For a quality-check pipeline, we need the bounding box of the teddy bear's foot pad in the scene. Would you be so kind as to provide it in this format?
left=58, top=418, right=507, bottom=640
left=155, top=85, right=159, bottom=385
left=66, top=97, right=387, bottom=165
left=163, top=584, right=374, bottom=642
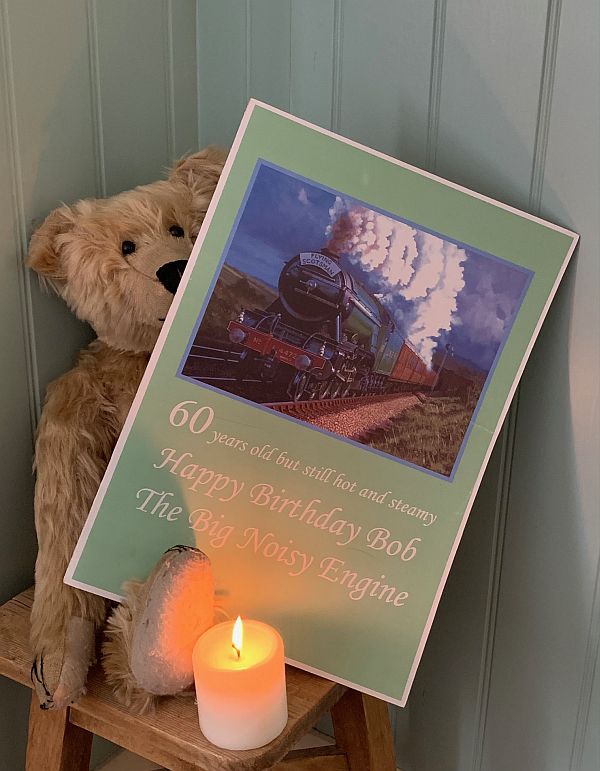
left=31, top=616, right=95, bottom=709
left=103, top=545, right=214, bottom=711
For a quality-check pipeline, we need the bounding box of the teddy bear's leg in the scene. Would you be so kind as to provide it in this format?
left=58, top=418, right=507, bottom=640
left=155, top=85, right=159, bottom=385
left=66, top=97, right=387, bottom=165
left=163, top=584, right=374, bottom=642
left=30, top=547, right=107, bottom=709
left=102, top=546, right=214, bottom=713
left=29, top=379, right=112, bottom=710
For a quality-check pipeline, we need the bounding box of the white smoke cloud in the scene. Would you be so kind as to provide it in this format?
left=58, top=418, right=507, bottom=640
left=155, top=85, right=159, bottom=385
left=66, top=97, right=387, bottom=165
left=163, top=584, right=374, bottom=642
left=326, top=197, right=467, bottom=365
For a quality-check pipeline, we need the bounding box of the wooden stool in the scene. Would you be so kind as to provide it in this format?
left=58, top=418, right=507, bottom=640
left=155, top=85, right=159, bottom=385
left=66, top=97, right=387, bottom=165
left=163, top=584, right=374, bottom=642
left=0, top=589, right=396, bottom=771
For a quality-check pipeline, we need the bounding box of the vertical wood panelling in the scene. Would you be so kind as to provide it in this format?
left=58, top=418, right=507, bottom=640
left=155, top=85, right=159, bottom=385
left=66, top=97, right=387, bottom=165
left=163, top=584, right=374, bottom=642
left=481, top=0, right=600, bottom=768
left=0, top=2, right=595, bottom=769
left=248, top=0, right=292, bottom=111
left=195, top=4, right=598, bottom=770
left=196, top=0, right=247, bottom=147
left=6, top=0, right=98, bottom=409
left=435, top=0, right=550, bottom=210
left=289, top=0, right=335, bottom=128
left=425, top=0, right=447, bottom=171
left=0, top=5, right=38, bottom=766
left=399, top=2, right=552, bottom=768
left=169, top=0, right=198, bottom=158
left=0, top=2, right=198, bottom=766
left=95, top=0, right=171, bottom=194
left=338, top=0, right=435, bottom=165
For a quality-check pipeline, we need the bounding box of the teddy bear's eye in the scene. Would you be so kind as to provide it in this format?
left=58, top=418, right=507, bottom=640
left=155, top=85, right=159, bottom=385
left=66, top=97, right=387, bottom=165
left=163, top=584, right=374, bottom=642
left=169, top=225, right=185, bottom=238
left=121, top=240, right=136, bottom=255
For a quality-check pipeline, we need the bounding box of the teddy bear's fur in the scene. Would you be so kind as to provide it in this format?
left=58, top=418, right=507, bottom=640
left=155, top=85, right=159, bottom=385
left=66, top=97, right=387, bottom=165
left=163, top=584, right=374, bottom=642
left=28, top=148, right=225, bottom=709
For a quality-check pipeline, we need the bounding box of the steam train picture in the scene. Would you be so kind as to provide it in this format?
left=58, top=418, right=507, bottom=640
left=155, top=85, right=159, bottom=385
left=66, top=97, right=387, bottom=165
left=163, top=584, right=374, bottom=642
left=226, top=249, right=437, bottom=402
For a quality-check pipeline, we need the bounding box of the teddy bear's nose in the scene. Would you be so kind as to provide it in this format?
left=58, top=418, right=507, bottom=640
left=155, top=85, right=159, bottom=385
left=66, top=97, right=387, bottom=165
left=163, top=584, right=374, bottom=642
left=156, top=260, right=188, bottom=295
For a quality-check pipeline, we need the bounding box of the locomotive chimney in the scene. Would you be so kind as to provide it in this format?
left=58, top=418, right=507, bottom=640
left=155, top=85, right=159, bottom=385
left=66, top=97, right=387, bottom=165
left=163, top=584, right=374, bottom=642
left=319, top=247, right=341, bottom=261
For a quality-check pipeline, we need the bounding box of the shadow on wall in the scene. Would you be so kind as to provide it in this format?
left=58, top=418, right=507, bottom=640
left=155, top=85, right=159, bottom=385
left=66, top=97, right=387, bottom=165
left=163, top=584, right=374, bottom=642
left=391, top=26, right=583, bottom=771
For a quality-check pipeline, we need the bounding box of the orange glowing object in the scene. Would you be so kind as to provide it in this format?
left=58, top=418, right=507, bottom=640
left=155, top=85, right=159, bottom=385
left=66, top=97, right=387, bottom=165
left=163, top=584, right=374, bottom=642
left=232, top=616, right=243, bottom=659
left=192, top=618, right=287, bottom=750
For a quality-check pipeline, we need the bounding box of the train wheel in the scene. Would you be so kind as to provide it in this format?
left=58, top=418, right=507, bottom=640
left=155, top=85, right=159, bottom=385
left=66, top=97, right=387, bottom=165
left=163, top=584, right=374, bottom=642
left=341, top=382, right=351, bottom=397
left=236, top=349, right=254, bottom=380
left=306, top=377, right=319, bottom=400
left=318, top=378, right=332, bottom=399
left=290, top=372, right=309, bottom=402
left=330, top=380, right=343, bottom=399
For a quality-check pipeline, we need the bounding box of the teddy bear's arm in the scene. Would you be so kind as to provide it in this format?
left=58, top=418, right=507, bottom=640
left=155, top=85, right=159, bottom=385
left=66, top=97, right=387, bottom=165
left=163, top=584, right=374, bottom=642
left=30, top=361, right=117, bottom=708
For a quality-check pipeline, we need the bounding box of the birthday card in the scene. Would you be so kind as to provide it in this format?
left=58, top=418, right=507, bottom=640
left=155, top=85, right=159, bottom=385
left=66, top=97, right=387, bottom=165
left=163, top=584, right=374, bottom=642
left=66, top=101, right=577, bottom=707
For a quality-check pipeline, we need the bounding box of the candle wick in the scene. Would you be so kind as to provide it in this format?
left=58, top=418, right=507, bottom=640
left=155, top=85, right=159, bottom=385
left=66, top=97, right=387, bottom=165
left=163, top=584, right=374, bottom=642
left=232, top=643, right=241, bottom=660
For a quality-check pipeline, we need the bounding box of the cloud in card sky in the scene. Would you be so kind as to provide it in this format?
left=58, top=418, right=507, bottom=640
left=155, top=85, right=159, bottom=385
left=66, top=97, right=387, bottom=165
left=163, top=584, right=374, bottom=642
left=225, top=164, right=531, bottom=372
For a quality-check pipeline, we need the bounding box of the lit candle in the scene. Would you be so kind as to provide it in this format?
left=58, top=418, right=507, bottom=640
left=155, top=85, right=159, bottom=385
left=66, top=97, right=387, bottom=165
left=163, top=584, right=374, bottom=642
left=192, top=617, right=288, bottom=750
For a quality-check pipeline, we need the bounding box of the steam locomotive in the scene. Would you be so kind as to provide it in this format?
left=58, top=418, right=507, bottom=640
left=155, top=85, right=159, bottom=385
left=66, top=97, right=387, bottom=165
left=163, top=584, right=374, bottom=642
left=227, top=249, right=436, bottom=402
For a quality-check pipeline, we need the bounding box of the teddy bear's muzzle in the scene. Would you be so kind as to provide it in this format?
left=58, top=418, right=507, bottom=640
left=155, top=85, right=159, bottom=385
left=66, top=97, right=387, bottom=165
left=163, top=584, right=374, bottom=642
left=156, top=260, right=189, bottom=295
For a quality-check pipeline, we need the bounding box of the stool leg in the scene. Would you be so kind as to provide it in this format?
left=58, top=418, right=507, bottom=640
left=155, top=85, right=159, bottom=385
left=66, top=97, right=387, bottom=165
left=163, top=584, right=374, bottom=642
left=26, top=693, right=92, bottom=771
left=331, top=690, right=396, bottom=771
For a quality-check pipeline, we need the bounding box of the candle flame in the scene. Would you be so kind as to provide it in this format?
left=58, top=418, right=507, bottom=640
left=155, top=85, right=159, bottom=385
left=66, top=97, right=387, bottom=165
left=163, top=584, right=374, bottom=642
left=232, top=616, right=243, bottom=659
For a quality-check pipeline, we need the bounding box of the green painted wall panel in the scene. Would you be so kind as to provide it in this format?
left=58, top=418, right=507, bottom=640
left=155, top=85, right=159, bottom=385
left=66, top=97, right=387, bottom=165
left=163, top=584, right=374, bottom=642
left=0, top=1, right=597, bottom=769
left=435, top=0, right=549, bottom=210
left=0, top=1, right=198, bottom=767
left=289, top=0, right=335, bottom=128
left=197, top=0, right=247, bottom=147
left=0, top=5, right=37, bottom=767
left=6, top=0, right=99, bottom=405
left=481, top=0, right=600, bottom=767
left=193, top=3, right=599, bottom=770
left=95, top=0, right=173, bottom=194
left=248, top=0, right=292, bottom=109
left=337, top=0, right=435, bottom=166
left=170, top=0, right=199, bottom=158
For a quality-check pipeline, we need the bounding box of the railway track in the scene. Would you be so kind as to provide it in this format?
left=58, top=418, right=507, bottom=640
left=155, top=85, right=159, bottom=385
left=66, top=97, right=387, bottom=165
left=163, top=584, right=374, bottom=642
left=265, top=391, right=422, bottom=440
left=264, top=392, right=408, bottom=418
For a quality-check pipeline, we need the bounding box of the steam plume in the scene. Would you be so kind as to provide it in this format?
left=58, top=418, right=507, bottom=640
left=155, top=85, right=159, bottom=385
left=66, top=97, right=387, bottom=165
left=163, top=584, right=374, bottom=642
left=326, top=198, right=467, bottom=365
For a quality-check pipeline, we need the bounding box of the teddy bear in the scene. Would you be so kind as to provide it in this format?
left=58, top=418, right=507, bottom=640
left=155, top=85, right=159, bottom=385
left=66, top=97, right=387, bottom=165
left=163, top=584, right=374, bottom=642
left=27, top=147, right=226, bottom=711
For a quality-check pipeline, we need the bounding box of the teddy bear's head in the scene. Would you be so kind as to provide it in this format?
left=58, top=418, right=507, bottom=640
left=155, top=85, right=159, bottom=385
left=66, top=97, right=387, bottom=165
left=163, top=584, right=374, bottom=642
left=28, top=147, right=226, bottom=353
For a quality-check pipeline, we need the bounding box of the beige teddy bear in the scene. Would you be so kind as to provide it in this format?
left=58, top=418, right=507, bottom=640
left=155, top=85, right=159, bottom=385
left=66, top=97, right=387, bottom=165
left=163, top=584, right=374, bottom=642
left=27, top=148, right=225, bottom=711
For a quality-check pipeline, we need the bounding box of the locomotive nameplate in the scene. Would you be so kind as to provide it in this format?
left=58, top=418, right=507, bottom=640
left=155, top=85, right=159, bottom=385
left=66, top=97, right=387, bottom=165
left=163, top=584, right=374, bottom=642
left=67, top=100, right=578, bottom=708
left=299, top=251, right=341, bottom=276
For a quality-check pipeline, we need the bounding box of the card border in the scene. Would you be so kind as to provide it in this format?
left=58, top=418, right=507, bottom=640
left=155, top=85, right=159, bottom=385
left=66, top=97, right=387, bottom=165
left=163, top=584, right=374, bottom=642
left=64, top=99, right=579, bottom=708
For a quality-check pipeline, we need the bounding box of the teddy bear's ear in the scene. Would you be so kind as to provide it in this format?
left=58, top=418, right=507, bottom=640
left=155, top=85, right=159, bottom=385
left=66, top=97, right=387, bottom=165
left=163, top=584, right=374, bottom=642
left=169, top=146, right=227, bottom=190
left=27, top=204, right=75, bottom=282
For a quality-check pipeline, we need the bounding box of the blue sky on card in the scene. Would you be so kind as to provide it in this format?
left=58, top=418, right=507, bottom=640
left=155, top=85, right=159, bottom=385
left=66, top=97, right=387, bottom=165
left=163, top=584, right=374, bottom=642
left=224, top=164, right=531, bottom=372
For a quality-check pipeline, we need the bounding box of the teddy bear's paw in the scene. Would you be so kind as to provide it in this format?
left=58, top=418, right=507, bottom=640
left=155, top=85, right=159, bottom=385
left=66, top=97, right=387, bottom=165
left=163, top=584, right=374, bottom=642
left=31, top=653, right=57, bottom=710
left=30, top=617, right=95, bottom=710
left=103, top=545, right=214, bottom=712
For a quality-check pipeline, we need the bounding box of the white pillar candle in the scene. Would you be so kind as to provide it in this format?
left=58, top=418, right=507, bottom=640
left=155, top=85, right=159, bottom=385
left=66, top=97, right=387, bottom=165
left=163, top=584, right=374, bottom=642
left=192, top=617, right=288, bottom=750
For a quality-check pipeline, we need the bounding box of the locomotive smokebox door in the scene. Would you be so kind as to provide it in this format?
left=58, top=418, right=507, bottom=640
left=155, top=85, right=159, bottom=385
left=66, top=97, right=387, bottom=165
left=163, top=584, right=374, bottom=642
left=277, top=251, right=348, bottom=326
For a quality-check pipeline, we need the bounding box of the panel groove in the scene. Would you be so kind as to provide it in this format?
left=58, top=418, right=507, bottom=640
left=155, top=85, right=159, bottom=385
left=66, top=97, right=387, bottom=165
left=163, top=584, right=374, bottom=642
left=530, top=0, right=563, bottom=213
left=474, top=3, right=564, bottom=767
left=0, top=0, right=41, bottom=430
left=425, top=0, right=447, bottom=171
left=570, top=556, right=600, bottom=770
left=330, top=0, right=343, bottom=132
left=86, top=0, right=107, bottom=197
left=471, top=399, right=520, bottom=771
left=164, top=0, right=177, bottom=162
left=195, top=0, right=201, bottom=148
left=287, top=0, right=293, bottom=113
left=244, top=0, right=251, bottom=107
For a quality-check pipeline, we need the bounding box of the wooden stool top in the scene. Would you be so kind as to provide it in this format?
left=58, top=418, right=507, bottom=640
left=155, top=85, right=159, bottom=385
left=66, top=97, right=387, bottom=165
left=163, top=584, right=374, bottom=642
left=0, top=588, right=346, bottom=770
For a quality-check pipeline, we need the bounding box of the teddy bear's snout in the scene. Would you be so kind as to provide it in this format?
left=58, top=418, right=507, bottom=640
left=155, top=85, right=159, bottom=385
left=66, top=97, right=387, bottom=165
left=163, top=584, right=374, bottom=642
left=156, top=259, right=188, bottom=295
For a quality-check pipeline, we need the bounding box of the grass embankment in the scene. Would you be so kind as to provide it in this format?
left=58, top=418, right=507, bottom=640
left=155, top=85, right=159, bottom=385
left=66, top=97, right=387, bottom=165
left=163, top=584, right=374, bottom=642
left=369, top=392, right=480, bottom=476
left=196, top=264, right=277, bottom=345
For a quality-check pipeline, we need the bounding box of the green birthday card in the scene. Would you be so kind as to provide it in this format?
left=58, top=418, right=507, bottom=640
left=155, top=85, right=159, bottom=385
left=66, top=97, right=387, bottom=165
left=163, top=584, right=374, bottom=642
left=66, top=101, right=578, bottom=706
